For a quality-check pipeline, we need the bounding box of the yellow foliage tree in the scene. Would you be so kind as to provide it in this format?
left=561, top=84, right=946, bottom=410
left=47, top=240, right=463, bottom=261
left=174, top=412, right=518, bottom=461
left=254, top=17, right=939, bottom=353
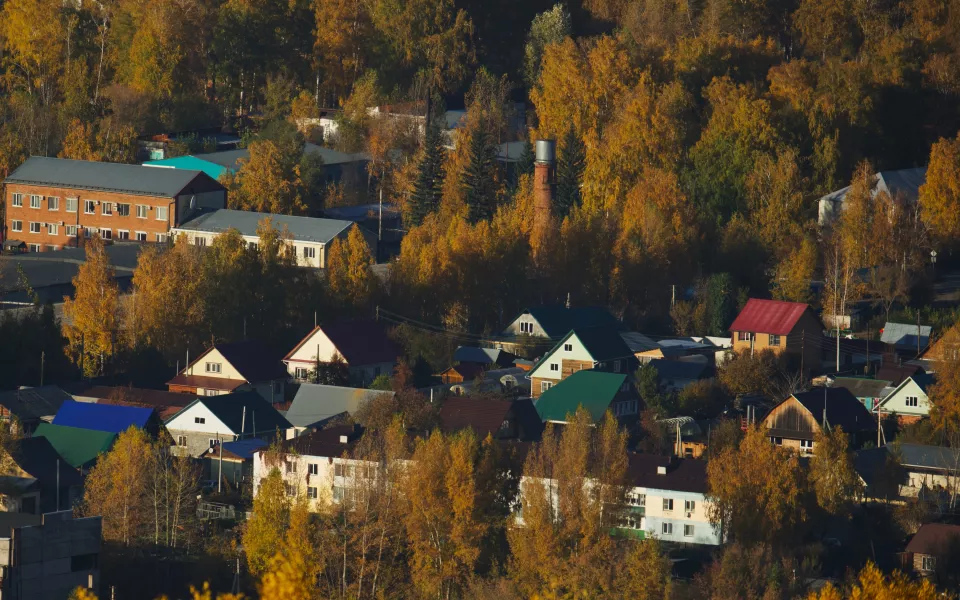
left=809, top=426, right=863, bottom=514
left=242, top=468, right=290, bottom=575
left=325, top=225, right=376, bottom=312
left=258, top=500, right=318, bottom=600
left=771, top=236, right=817, bottom=303
left=919, top=132, right=960, bottom=247
left=807, top=562, right=942, bottom=600
left=227, top=139, right=307, bottom=214
left=62, top=236, right=123, bottom=377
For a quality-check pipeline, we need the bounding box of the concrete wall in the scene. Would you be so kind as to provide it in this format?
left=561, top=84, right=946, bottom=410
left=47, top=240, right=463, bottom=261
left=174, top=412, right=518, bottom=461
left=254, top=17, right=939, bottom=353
left=630, top=486, right=720, bottom=546
left=172, top=230, right=327, bottom=268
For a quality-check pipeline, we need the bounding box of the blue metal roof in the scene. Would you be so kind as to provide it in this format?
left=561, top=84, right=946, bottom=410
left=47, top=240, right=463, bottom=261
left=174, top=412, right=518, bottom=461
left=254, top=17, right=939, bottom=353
left=52, top=401, right=154, bottom=434
left=220, top=438, right=267, bottom=459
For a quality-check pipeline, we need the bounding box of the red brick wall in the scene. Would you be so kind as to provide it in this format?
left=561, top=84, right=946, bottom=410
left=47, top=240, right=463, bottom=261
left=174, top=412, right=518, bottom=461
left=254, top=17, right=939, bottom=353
left=5, top=183, right=178, bottom=251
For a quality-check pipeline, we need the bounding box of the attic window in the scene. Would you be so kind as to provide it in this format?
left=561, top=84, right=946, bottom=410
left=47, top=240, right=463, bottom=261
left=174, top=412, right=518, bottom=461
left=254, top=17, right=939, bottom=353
left=906, top=396, right=919, bottom=407
left=520, top=321, right=533, bottom=334
left=564, top=343, right=573, bottom=352
left=205, top=362, right=222, bottom=374
left=195, top=417, right=205, bottom=424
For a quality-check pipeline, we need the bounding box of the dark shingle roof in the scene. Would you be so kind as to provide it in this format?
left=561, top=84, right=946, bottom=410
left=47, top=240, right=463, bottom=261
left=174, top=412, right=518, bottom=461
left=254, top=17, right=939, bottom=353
left=186, top=391, right=291, bottom=436
left=212, top=340, right=288, bottom=382
left=535, top=370, right=627, bottom=423
left=572, top=327, right=634, bottom=362
left=52, top=401, right=155, bottom=434
left=5, top=156, right=222, bottom=197
left=648, top=359, right=709, bottom=382
left=790, top=387, right=875, bottom=432
left=519, top=305, right=621, bottom=337
left=906, top=523, right=960, bottom=555
left=876, top=364, right=925, bottom=386
left=275, top=424, right=362, bottom=458
left=439, top=397, right=514, bottom=438
left=0, top=386, right=72, bottom=422
left=831, top=377, right=893, bottom=399
left=625, top=454, right=708, bottom=494
left=289, top=320, right=400, bottom=366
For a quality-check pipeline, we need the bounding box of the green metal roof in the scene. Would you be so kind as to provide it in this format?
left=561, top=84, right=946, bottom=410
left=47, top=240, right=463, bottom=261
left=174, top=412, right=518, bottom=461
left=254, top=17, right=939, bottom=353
left=535, top=370, right=627, bottom=423
left=32, top=423, right=117, bottom=469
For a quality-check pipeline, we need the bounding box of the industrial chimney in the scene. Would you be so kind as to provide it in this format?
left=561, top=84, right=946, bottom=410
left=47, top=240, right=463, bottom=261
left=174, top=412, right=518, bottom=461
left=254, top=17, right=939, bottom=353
left=534, top=140, right=556, bottom=217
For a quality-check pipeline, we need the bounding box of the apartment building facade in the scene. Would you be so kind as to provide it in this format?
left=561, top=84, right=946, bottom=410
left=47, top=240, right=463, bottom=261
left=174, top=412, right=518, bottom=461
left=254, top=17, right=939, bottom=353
left=3, top=157, right=225, bottom=252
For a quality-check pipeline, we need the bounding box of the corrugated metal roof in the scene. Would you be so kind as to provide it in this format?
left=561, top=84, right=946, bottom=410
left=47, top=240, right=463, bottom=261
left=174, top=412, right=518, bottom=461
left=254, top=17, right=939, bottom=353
left=174, top=209, right=356, bottom=245
left=729, top=298, right=813, bottom=335
left=880, top=322, right=931, bottom=348
left=535, top=370, right=627, bottom=423
left=5, top=156, right=217, bottom=197
left=143, top=156, right=229, bottom=180
left=32, top=423, right=116, bottom=468
left=52, top=400, right=155, bottom=433
left=831, top=377, right=892, bottom=399
left=285, top=385, right=390, bottom=428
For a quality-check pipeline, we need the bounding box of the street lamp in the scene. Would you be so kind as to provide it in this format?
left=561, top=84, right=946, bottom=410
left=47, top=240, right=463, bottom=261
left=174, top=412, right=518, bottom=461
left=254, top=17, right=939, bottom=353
left=931, top=250, right=937, bottom=278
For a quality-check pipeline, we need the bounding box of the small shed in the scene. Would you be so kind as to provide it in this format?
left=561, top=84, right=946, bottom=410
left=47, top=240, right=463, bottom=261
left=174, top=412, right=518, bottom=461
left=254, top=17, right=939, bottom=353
left=1, top=240, right=26, bottom=255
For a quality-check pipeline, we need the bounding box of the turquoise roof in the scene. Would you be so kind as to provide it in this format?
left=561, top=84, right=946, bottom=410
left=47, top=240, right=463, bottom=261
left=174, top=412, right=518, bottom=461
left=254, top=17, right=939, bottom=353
left=144, top=156, right=231, bottom=180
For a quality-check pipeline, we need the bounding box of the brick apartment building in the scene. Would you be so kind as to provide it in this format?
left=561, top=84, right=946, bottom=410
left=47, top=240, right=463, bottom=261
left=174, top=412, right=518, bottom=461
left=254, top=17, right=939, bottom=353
left=2, top=157, right=226, bottom=252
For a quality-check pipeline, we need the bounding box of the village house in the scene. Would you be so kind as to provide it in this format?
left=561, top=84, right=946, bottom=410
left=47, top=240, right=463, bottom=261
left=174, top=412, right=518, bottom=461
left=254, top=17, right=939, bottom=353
left=904, top=523, right=960, bottom=578
left=501, top=305, right=621, bottom=341
left=438, top=397, right=543, bottom=441
left=0, top=437, right=83, bottom=514
left=167, top=340, right=287, bottom=402
left=283, top=320, right=400, bottom=387
left=534, top=370, right=640, bottom=425
left=527, top=327, right=636, bottom=398
left=830, top=377, right=894, bottom=411
left=50, top=400, right=163, bottom=438
left=2, top=157, right=225, bottom=252
left=438, top=363, right=486, bottom=385
left=203, top=438, right=268, bottom=490
left=857, top=443, right=960, bottom=499
left=165, top=391, right=291, bottom=458
left=614, top=454, right=721, bottom=546
left=452, top=346, right=517, bottom=369
left=170, top=208, right=377, bottom=269
left=875, top=374, right=933, bottom=423
left=646, top=359, right=713, bottom=393
left=729, top=299, right=824, bottom=370
left=67, top=384, right=194, bottom=420
left=0, top=386, right=74, bottom=435
left=817, top=167, right=926, bottom=226
left=761, top=387, right=874, bottom=452
left=284, top=384, right=392, bottom=434
left=31, top=424, right=117, bottom=471
left=881, top=321, right=932, bottom=356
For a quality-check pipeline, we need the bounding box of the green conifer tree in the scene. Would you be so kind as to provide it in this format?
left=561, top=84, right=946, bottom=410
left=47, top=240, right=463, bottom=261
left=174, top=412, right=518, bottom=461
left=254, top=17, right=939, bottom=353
left=555, top=124, right=585, bottom=219
left=462, top=128, right=500, bottom=223
left=408, top=124, right=446, bottom=227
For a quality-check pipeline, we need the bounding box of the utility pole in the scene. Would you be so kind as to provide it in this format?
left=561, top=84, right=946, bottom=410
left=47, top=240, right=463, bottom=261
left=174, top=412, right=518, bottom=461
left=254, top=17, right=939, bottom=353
left=671, top=284, right=675, bottom=308
left=836, top=323, right=840, bottom=373
left=800, top=332, right=805, bottom=376
left=918, top=311, right=922, bottom=357
left=40, top=351, right=44, bottom=387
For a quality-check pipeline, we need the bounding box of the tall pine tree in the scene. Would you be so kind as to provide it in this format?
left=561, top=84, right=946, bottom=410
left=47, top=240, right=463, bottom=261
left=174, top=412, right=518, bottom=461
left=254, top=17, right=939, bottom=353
left=462, top=128, right=500, bottom=223
left=555, top=124, right=585, bottom=219
left=516, top=138, right=535, bottom=178
left=408, top=124, right=446, bottom=227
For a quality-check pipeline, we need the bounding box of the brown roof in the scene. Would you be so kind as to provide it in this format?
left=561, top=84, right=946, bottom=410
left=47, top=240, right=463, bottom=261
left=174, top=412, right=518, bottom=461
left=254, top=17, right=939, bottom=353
left=625, top=454, right=708, bottom=494
left=71, top=384, right=194, bottom=418
left=285, top=321, right=401, bottom=367
left=166, top=374, right=246, bottom=392
left=876, top=364, right=925, bottom=386
left=275, top=425, right=363, bottom=458
left=729, top=298, right=817, bottom=335
left=905, top=523, right=960, bottom=555
left=443, top=364, right=486, bottom=381
left=439, top=397, right=513, bottom=438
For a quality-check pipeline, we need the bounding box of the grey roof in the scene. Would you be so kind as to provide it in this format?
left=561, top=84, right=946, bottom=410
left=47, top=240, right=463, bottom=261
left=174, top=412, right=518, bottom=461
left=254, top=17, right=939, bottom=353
left=191, top=143, right=368, bottom=169
left=285, top=384, right=393, bottom=428
left=880, top=322, right=931, bottom=349
left=819, top=167, right=926, bottom=208
left=831, top=377, right=893, bottom=399
left=5, top=156, right=217, bottom=197
left=0, top=386, right=73, bottom=422
left=620, top=332, right=659, bottom=353
left=454, top=346, right=506, bottom=365
left=323, top=203, right=400, bottom=222
left=895, top=443, right=960, bottom=471
left=174, top=209, right=355, bottom=244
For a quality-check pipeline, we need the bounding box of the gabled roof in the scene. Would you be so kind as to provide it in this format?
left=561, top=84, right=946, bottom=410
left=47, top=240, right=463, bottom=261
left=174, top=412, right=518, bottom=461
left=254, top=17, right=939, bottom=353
left=876, top=374, right=935, bottom=411
left=729, top=298, right=817, bottom=335
left=512, top=305, right=621, bottom=338
left=286, top=320, right=400, bottom=366
left=453, top=346, right=514, bottom=366
left=906, top=523, right=960, bottom=555
left=285, top=384, right=391, bottom=428
left=439, top=397, right=514, bottom=438
left=11, top=437, right=83, bottom=488
left=573, top=327, right=634, bottom=362
left=831, top=377, right=893, bottom=399
left=32, top=423, right=116, bottom=469
left=52, top=401, right=155, bottom=434
left=274, top=424, right=362, bottom=458
left=174, top=209, right=359, bottom=245
left=625, top=454, right=708, bottom=494
left=5, top=156, right=222, bottom=197
left=204, top=340, right=288, bottom=382
left=819, top=167, right=926, bottom=209
left=880, top=322, right=931, bottom=349
left=442, top=363, right=486, bottom=381
left=876, top=364, right=924, bottom=386
left=789, top=387, right=874, bottom=432
left=170, top=391, right=291, bottom=436
left=619, top=332, right=659, bottom=353
left=0, top=385, right=73, bottom=422
left=535, top=370, right=627, bottom=423
left=68, top=384, right=193, bottom=420
left=894, top=443, right=960, bottom=471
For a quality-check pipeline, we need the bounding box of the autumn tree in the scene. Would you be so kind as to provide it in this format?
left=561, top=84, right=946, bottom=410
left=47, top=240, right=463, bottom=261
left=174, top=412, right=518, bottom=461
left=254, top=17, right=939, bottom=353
left=226, top=137, right=309, bottom=215
left=62, top=236, right=123, bottom=377
left=707, top=426, right=808, bottom=547
left=258, top=500, right=319, bottom=600
left=243, top=468, right=291, bottom=575
left=325, top=225, right=376, bottom=314
left=919, top=132, right=960, bottom=248
left=83, top=427, right=156, bottom=545
left=313, top=0, right=372, bottom=105
left=807, top=562, right=941, bottom=600
left=701, top=542, right=806, bottom=600
left=523, top=4, right=572, bottom=89
left=928, top=323, right=960, bottom=446
left=772, top=237, right=817, bottom=303
left=809, top=426, right=863, bottom=515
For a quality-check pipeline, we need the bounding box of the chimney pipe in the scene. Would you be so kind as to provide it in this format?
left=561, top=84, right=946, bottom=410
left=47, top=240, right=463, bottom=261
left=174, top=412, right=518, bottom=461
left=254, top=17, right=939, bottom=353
left=532, top=139, right=556, bottom=251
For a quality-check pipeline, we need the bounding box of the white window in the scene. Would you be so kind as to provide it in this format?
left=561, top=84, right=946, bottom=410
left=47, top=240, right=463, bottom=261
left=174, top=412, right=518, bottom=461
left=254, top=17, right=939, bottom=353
left=177, top=436, right=187, bottom=447
left=195, top=236, right=207, bottom=248
left=135, top=231, right=147, bottom=242
left=66, top=197, right=78, bottom=213
left=11, top=220, right=22, bottom=232
left=28, top=244, right=40, bottom=252
left=116, top=203, right=130, bottom=217
left=303, top=246, right=316, bottom=259
left=136, top=205, right=148, bottom=218
left=550, top=363, right=559, bottom=372
left=84, top=200, right=96, bottom=214
left=205, top=362, right=222, bottom=374
left=46, top=196, right=59, bottom=211
left=662, top=522, right=673, bottom=535
left=737, top=331, right=750, bottom=341
left=906, top=396, right=919, bottom=407
left=29, top=222, right=41, bottom=234
left=770, top=436, right=783, bottom=445
left=626, top=492, right=645, bottom=507
left=205, top=389, right=219, bottom=397
left=46, top=223, right=58, bottom=236
left=663, top=498, right=674, bottom=511
left=65, top=225, right=77, bottom=237
left=564, top=343, right=573, bottom=351
left=800, top=439, right=813, bottom=450
left=29, top=195, right=41, bottom=209
left=101, top=202, right=113, bottom=216
left=922, top=556, right=936, bottom=571
left=156, top=233, right=167, bottom=243
left=286, top=461, right=297, bottom=473
left=541, top=381, right=553, bottom=393
left=118, top=230, right=130, bottom=240
left=294, top=367, right=309, bottom=380
left=684, top=500, right=696, bottom=512
left=208, top=438, right=219, bottom=448
left=520, top=321, right=533, bottom=334
left=156, top=205, right=168, bottom=221
left=684, top=524, right=694, bottom=537
left=11, top=193, right=22, bottom=207
left=194, top=417, right=205, bottom=424
left=308, top=463, right=319, bottom=475
left=333, top=486, right=345, bottom=501
left=307, top=487, right=318, bottom=499
left=100, top=228, right=112, bottom=240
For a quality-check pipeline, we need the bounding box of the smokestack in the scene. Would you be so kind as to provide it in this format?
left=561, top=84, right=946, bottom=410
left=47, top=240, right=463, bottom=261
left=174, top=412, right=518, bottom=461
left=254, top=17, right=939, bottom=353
left=534, top=140, right=556, bottom=217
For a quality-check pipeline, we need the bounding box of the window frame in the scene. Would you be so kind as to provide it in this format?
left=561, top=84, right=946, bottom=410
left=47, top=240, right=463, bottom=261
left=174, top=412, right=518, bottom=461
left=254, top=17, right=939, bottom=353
left=136, top=204, right=148, bottom=219
left=116, top=203, right=131, bottom=217
left=541, top=381, right=553, bottom=393
left=66, top=197, right=78, bottom=213
left=663, top=498, right=674, bottom=511
left=737, top=331, right=750, bottom=341
left=29, top=195, right=42, bottom=209
left=84, top=200, right=96, bottom=214
left=29, top=222, right=41, bottom=234
left=768, top=334, right=781, bottom=347
left=177, top=436, right=187, bottom=447
left=308, top=463, right=319, bottom=475
left=307, top=486, right=318, bottom=499
left=46, top=196, right=59, bottom=211
left=905, top=396, right=919, bottom=407
left=194, top=417, right=206, bottom=425
left=11, top=193, right=23, bottom=207
left=662, top=522, right=673, bottom=535
left=101, top=202, right=113, bottom=216
left=294, top=367, right=309, bottom=380
left=303, top=245, right=316, bottom=259
left=100, top=228, right=112, bottom=240
left=117, top=230, right=130, bottom=241
left=684, top=524, right=694, bottom=537
left=11, top=220, right=22, bottom=232
left=155, top=205, right=168, bottom=221
left=65, top=225, right=77, bottom=238
left=205, top=362, right=222, bottom=374
left=922, top=555, right=936, bottom=571
left=135, top=231, right=147, bottom=242
left=46, top=223, right=58, bottom=236
left=684, top=499, right=696, bottom=512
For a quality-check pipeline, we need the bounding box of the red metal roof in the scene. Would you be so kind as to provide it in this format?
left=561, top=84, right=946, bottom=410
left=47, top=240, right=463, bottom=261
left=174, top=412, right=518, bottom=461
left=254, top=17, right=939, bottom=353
left=728, top=298, right=811, bottom=336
